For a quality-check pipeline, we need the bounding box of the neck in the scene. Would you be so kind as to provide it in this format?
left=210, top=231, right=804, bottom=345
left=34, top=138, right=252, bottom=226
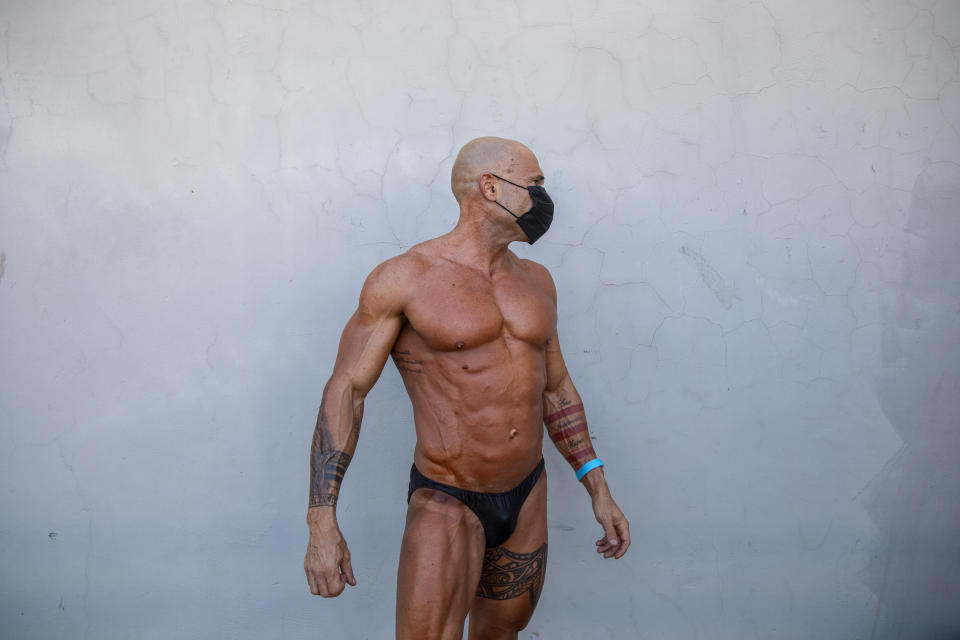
left=444, top=204, right=521, bottom=275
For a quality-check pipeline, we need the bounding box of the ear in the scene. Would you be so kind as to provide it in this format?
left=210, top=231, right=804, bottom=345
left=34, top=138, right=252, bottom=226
left=478, top=173, right=499, bottom=202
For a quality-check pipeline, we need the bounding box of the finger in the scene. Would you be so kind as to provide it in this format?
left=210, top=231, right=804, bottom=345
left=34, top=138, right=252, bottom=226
left=600, top=519, right=619, bottom=553
left=614, top=520, right=631, bottom=559
left=304, top=556, right=322, bottom=595
left=305, top=566, right=319, bottom=595
left=321, top=571, right=345, bottom=598
left=596, top=539, right=615, bottom=555
left=596, top=533, right=613, bottom=552
left=317, top=572, right=332, bottom=597
left=341, top=554, right=357, bottom=587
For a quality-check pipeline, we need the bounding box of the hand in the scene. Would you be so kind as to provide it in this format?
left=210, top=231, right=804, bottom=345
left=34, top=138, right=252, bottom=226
left=304, top=524, right=357, bottom=597
left=592, top=493, right=630, bottom=559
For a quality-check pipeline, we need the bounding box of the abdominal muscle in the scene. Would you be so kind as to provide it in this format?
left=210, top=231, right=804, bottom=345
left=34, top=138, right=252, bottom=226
left=394, top=329, right=548, bottom=493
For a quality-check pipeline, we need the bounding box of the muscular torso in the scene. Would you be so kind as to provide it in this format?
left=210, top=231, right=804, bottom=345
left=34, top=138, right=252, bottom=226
left=391, top=243, right=557, bottom=492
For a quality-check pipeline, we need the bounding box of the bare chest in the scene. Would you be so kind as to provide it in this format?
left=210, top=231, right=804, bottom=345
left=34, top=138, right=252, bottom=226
left=402, top=266, right=556, bottom=351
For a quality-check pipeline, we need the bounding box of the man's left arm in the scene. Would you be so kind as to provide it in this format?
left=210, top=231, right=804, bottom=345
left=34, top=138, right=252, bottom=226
left=542, top=330, right=631, bottom=559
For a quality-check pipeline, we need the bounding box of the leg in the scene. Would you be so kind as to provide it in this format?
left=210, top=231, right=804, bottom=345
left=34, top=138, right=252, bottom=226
left=397, top=488, right=486, bottom=640
left=468, top=471, right=548, bottom=640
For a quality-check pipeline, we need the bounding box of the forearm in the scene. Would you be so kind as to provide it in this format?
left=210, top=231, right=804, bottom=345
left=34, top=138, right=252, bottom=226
left=542, top=378, right=609, bottom=497
left=308, top=379, right=363, bottom=512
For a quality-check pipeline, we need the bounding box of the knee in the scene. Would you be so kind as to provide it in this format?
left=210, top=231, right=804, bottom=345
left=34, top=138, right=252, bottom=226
left=501, top=609, right=533, bottom=633
left=472, top=603, right=534, bottom=636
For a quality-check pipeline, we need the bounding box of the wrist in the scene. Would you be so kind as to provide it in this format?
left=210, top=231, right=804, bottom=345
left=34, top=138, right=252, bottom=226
left=581, top=466, right=610, bottom=499
left=307, top=505, right=339, bottom=532
left=575, top=458, right=604, bottom=481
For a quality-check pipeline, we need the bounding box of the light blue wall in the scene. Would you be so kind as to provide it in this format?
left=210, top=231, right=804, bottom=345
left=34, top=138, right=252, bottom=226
left=1, top=1, right=958, bottom=638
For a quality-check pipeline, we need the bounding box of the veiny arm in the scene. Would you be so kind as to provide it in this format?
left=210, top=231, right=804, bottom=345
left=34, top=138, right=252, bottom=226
left=305, top=260, right=408, bottom=597
left=542, top=330, right=631, bottom=559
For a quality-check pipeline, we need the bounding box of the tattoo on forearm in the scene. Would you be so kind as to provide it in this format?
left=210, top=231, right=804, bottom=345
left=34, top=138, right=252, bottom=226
left=310, top=448, right=352, bottom=507
left=476, top=543, right=548, bottom=607
left=308, top=385, right=354, bottom=507
left=548, top=421, right=585, bottom=440
left=545, top=403, right=584, bottom=424
left=312, top=494, right=337, bottom=507
left=545, top=402, right=596, bottom=468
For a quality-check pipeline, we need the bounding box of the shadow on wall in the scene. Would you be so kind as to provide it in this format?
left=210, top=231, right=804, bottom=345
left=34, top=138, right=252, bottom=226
left=869, top=165, right=960, bottom=640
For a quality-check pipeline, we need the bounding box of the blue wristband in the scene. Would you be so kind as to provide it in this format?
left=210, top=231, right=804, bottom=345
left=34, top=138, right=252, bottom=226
left=575, top=458, right=604, bottom=481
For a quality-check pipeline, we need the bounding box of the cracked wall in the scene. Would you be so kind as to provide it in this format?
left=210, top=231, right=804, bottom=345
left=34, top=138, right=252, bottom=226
left=0, top=0, right=957, bottom=638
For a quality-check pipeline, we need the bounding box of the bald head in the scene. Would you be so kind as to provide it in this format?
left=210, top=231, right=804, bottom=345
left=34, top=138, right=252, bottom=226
left=450, top=137, right=534, bottom=204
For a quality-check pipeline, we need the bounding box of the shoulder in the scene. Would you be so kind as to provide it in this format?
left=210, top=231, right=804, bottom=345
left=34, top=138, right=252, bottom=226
left=515, top=256, right=557, bottom=301
left=358, top=250, right=430, bottom=316
left=364, top=249, right=430, bottom=287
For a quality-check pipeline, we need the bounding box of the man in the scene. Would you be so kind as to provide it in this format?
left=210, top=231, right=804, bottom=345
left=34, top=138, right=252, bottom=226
left=304, top=136, right=630, bottom=640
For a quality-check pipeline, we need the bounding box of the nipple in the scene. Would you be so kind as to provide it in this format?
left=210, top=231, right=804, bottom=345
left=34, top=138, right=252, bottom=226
left=455, top=341, right=465, bottom=350
left=509, top=428, right=518, bottom=439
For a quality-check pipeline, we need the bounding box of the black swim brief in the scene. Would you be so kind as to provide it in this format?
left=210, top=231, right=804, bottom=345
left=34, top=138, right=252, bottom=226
left=407, top=458, right=545, bottom=548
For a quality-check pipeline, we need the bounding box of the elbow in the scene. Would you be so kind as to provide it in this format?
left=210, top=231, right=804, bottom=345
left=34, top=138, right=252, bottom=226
left=351, top=385, right=370, bottom=403
left=544, top=371, right=570, bottom=397
left=322, top=375, right=354, bottom=405
left=330, top=374, right=370, bottom=403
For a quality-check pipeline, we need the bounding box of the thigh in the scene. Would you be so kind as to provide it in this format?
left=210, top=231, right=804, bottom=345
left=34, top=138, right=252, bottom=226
left=397, top=488, right=486, bottom=640
left=468, top=471, right=548, bottom=639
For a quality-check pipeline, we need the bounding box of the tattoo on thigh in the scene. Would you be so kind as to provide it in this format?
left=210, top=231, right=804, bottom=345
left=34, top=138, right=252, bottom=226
left=476, top=543, right=548, bottom=607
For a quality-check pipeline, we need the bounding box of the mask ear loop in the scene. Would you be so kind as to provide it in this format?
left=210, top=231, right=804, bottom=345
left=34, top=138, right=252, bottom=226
left=493, top=200, right=520, bottom=219
left=490, top=173, right=527, bottom=190
left=489, top=173, right=527, bottom=219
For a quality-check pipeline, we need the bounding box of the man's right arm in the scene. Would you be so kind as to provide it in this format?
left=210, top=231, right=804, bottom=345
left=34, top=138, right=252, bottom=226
left=304, top=259, right=409, bottom=597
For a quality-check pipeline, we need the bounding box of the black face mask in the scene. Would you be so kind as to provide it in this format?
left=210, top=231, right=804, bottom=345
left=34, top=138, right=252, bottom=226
left=491, top=174, right=554, bottom=244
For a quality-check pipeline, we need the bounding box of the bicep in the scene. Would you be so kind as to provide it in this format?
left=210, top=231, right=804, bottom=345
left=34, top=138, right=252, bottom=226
left=330, top=262, right=408, bottom=395
left=530, top=263, right=567, bottom=394
left=331, top=309, right=403, bottom=396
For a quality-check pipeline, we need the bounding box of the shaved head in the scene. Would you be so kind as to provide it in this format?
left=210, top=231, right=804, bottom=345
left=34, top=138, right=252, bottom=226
left=451, top=137, right=533, bottom=203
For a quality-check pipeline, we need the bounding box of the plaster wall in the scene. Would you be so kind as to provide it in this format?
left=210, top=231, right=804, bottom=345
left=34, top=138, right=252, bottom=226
left=1, top=1, right=958, bottom=638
